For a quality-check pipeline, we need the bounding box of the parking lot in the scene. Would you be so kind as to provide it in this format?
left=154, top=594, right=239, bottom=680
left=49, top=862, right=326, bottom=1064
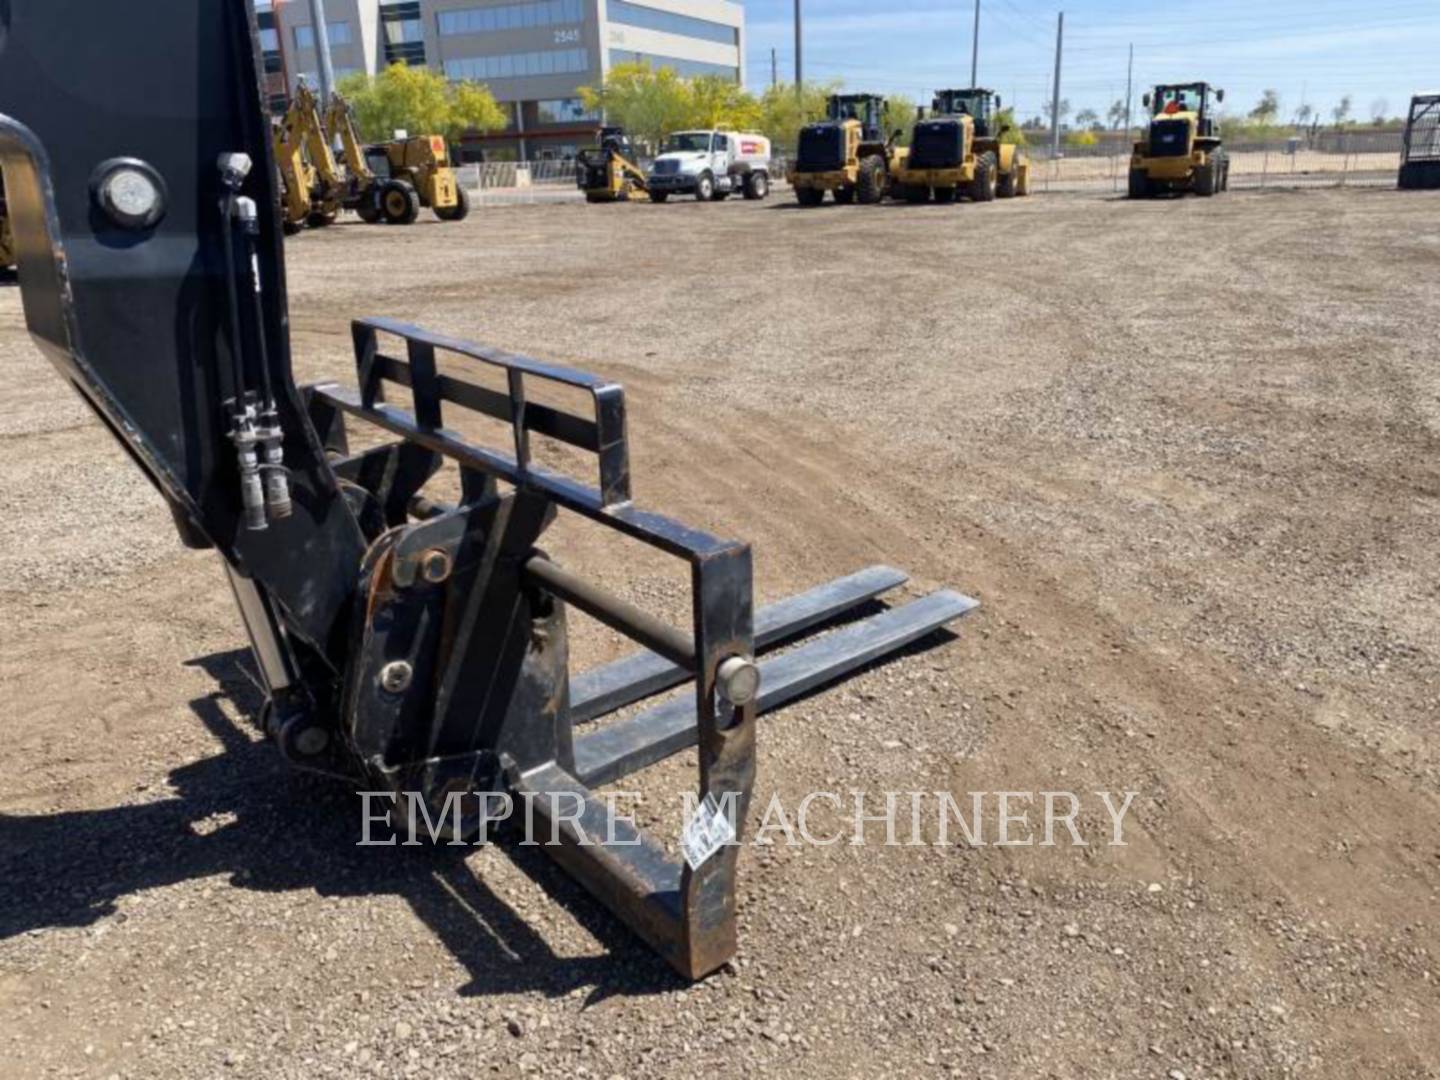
left=2, top=186, right=1439, bottom=1078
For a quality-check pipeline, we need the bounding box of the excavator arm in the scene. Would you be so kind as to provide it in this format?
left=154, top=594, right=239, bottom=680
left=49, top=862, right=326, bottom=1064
left=0, top=0, right=976, bottom=980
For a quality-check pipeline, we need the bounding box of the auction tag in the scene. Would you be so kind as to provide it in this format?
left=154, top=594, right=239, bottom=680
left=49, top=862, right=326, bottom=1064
left=681, top=793, right=736, bottom=871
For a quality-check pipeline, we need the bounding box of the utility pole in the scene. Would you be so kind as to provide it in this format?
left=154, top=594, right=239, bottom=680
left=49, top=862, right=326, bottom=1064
left=306, top=0, right=336, bottom=105
left=794, top=0, right=803, bottom=99
left=1123, top=43, right=1134, bottom=135
left=1050, top=11, right=1064, bottom=159
left=970, top=0, right=981, bottom=88
left=772, top=48, right=778, bottom=90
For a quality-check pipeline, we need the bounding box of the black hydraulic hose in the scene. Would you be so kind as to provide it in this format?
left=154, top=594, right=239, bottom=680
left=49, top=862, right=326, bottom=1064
left=219, top=190, right=249, bottom=402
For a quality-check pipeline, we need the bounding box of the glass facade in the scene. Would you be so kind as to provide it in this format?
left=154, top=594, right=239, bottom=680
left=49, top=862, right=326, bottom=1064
left=383, top=3, right=426, bottom=65
left=607, top=1, right=737, bottom=47
left=444, top=49, right=589, bottom=80
left=609, top=50, right=738, bottom=81
left=535, top=97, right=600, bottom=124
left=294, top=21, right=352, bottom=50
left=438, top=0, right=584, bottom=36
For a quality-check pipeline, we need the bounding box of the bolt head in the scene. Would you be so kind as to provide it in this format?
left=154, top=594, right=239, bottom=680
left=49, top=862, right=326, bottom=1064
left=717, top=656, right=760, bottom=707
left=379, top=660, right=414, bottom=694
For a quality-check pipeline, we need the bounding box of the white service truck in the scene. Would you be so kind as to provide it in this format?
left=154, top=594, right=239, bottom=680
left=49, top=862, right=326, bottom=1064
left=646, top=130, right=772, bottom=202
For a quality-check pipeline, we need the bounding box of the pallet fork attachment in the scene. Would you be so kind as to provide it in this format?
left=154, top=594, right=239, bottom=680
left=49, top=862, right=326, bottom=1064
left=0, top=1, right=977, bottom=979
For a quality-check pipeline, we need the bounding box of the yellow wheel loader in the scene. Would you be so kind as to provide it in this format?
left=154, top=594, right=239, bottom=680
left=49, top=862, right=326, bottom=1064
left=894, top=88, right=1028, bottom=204
left=1129, top=82, right=1229, bottom=198
left=577, top=126, right=648, bottom=203
left=788, top=94, right=907, bottom=207
left=327, top=94, right=470, bottom=224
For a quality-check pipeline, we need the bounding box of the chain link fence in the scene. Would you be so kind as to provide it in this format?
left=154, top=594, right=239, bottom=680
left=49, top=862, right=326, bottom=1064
left=453, top=132, right=1403, bottom=205
left=1023, top=132, right=1403, bottom=194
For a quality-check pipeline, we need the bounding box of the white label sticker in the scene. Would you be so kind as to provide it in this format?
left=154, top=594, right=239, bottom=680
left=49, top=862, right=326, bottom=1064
left=680, top=793, right=736, bottom=871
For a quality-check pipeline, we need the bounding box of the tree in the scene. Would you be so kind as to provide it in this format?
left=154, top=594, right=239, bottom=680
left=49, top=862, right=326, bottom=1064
left=1106, top=98, right=1127, bottom=130
left=996, top=106, right=1026, bottom=145
left=1075, top=107, right=1101, bottom=131
left=756, top=81, right=835, bottom=151
left=1331, top=95, right=1352, bottom=127
left=687, top=74, right=762, bottom=131
left=578, top=61, right=694, bottom=151
left=1249, top=89, right=1281, bottom=124
left=1043, top=97, right=1071, bottom=127
left=338, top=64, right=506, bottom=144
left=1295, top=103, right=1313, bottom=127
left=1370, top=97, right=1389, bottom=124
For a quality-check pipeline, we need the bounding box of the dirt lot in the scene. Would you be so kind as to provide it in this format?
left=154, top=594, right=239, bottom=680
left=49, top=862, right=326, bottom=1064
left=2, top=187, right=1439, bottom=1079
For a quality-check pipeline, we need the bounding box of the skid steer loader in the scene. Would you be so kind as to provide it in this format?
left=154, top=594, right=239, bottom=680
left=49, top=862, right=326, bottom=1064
left=577, top=126, right=649, bottom=203
left=1129, top=82, right=1229, bottom=198
left=894, top=88, right=1029, bottom=204
left=789, top=94, right=907, bottom=207
left=1398, top=93, right=1440, bottom=190
left=0, top=1, right=976, bottom=980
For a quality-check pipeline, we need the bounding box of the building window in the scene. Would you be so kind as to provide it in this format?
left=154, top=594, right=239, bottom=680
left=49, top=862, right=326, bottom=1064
left=607, top=1, right=738, bottom=47
left=259, top=27, right=280, bottom=52
left=444, top=49, right=589, bottom=81
left=294, top=21, right=352, bottom=50
left=609, top=51, right=739, bottom=81
left=299, top=67, right=359, bottom=85
left=437, top=0, right=584, bottom=36
left=535, top=97, right=600, bottom=124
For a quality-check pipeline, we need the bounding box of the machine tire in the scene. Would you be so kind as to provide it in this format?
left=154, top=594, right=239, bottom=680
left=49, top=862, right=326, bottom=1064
left=855, top=154, right=886, bottom=204
left=933, top=186, right=957, bottom=204
left=306, top=208, right=337, bottom=228
left=795, top=185, right=824, bottom=207
left=650, top=191, right=670, bottom=203
left=904, top=185, right=931, bottom=204
left=834, top=186, right=856, bottom=205
left=743, top=171, right=769, bottom=200
left=435, top=186, right=471, bottom=221
left=380, top=180, right=421, bottom=225
left=695, top=172, right=715, bottom=201
left=282, top=219, right=305, bottom=236
left=997, top=163, right=1018, bottom=198
left=1016, top=160, right=1031, bottom=196
left=969, top=152, right=998, bottom=202
left=1195, top=159, right=1218, bottom=197
left=356, top=202, right=382, bottom=224
left=1127, top=168, right=1150, bottom=199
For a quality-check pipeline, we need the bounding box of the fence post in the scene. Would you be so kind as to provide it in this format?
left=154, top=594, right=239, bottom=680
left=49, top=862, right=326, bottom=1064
left=1261, top=150, right=1269, bottom=190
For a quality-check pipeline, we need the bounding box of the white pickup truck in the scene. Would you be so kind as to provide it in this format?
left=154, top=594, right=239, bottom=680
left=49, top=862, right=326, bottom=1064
left=646, top=130, right=772, bottom=202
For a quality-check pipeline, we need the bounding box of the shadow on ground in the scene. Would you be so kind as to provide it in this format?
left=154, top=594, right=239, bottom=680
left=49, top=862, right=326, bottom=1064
left=0, top=649, right=687, bottom=1004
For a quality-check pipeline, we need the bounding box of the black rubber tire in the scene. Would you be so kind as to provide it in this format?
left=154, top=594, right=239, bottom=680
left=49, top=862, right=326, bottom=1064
left=434, top=186, right=471, bottom=221
left=933, top=186, right=957, bottom=204
left=743, top=171, right=770, bottom=200
left=695, top=172, right=714, bottom=201
left=650, top=191, right=670, bottom=203
left=904, top=185, right=931, bottom=204
left=855, top=155, right=886, bottom=204
left=795, top=185, right=824, bottom=207
left=1195, top=159, right=1217, bottom=197
left=1127, top=168, right=1150, bottom=199
left=997, top=161, right=1018, bottom=198
left=969, top=152, right=998, bottom=202
left=834, top=186, right=856, bottom=205
left=380, top=180, right=420, bottom=225
left=306, top=208, right=338, bottom=228
left=282, top=219, right=305, bottom=236
left=356, top=202, right=382, bottom=224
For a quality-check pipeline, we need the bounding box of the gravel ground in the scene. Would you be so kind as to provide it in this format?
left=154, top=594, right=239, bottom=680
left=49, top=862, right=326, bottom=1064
left=1, top=187, right=1438, bottom=1079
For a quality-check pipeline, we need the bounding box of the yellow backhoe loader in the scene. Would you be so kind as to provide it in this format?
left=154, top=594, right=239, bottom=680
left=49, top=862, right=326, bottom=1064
left=893, top=88, right=1028, bottom=204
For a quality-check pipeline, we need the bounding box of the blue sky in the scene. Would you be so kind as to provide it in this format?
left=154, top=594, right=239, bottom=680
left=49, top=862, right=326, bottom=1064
left=740, top=0, right=1440, bottom=123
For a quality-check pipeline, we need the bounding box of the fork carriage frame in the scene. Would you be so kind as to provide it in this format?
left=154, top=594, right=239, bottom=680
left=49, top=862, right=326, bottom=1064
left=0, top=0, right=976, bottom=980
